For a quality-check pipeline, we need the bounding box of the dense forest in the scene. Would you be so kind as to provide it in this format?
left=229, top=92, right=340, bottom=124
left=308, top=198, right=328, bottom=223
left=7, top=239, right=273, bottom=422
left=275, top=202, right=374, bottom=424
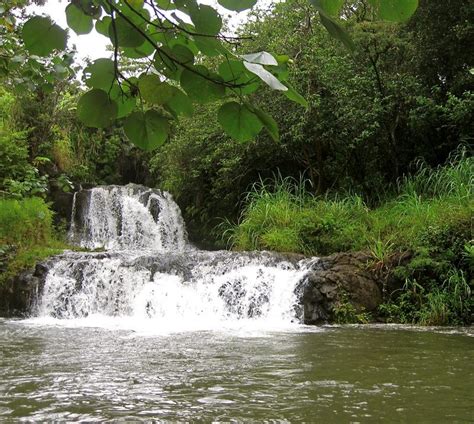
left=0, top=0, right=472, bottom=325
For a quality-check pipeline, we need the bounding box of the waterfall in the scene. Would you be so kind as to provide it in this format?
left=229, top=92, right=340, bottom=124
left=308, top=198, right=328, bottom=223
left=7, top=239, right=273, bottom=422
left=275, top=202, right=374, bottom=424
left=33, top=184, right=318, bottom=332
left=69, top=185, right=187, bottom=251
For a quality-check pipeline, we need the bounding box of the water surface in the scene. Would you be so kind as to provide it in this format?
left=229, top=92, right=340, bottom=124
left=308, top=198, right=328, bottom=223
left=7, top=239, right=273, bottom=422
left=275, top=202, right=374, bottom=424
left=1, top=320, right=472, bottom=422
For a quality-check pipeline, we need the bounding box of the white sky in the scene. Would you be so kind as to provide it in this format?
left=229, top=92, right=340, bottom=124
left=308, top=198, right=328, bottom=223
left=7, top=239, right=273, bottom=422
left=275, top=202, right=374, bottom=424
left=29, top=0, right=273, bottom=62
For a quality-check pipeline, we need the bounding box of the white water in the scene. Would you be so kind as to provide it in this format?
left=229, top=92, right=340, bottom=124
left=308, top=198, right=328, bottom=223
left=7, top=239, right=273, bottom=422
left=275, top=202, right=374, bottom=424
left=30, top=185, right=317, bottom=333
left=70, top=185, right=187, bottom=251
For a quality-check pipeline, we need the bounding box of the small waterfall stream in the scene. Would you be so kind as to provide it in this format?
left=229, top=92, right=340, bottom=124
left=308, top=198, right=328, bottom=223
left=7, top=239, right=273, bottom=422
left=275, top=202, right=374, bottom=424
left=32, top=184, right=318, bottom=332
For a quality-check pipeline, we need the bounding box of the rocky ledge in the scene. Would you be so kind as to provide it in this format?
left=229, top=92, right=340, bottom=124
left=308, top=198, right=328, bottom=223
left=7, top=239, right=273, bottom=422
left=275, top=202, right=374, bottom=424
left=0, top=250, right=383, bottom=323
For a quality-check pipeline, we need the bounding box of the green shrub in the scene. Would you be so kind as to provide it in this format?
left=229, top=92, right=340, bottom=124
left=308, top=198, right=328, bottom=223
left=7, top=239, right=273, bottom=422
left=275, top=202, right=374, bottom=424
left=0, top=197, right=66, bottom=286
left=227, top=176, right=371, bottom=255
left=333, top=292, right=371, bottom=324
left=0, top=197, right=53, bottom=247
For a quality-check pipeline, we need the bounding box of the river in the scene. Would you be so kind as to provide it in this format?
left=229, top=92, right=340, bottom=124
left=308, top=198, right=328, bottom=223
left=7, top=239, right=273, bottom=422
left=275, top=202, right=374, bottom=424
left=0, top=321, right=472, bottom=421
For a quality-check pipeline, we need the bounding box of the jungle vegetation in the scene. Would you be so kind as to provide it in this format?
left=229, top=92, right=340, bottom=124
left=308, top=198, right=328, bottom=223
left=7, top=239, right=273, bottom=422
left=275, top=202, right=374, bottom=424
left=0, top=0, right=472, bottom=324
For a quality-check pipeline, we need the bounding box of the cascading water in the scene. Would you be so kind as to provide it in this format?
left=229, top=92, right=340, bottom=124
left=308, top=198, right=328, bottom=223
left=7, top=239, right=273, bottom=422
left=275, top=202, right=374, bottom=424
left=32, top=184, right=318, bottom=332
left=69, top=185, right=187, bottom=251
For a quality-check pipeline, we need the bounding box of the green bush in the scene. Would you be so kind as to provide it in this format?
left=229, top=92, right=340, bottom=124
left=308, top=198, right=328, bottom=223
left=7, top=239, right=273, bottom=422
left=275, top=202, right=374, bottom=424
left=227, top=175, right=371, bottom=255
left=0, top=197, right=53, bottom=247
left=0, top=197, right=66, bottom=286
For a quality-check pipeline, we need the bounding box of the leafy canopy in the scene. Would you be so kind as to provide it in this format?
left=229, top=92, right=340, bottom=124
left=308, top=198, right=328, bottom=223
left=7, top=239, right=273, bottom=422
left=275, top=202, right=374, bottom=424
left=10, top=0, right=419, bottom=149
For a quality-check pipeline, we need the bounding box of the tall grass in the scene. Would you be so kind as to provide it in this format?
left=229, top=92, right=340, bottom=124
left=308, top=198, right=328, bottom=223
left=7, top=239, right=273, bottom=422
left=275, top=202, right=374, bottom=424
left=225, top=150, right=473, bottom=324
left=226, top=174, right=371, bottom=254
left=397, top=147, right=473, bottom=201
left=0, top=197, right=53, bottom=247
left=228, top=150, right=472, bottom=256
left=0, top=197, right=66, bottom=286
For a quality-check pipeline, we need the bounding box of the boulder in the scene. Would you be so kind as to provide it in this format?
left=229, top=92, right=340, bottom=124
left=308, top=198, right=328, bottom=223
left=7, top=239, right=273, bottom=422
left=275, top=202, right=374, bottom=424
left=298, top=252, right=382, bottom=324
left=0, top=262, right=50, bottom=317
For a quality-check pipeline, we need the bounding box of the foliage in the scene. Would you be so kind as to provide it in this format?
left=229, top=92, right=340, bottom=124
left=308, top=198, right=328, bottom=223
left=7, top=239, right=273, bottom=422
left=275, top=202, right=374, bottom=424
left=333, top=291, right=371, bottom=324
left=227, top=153, right=473, bottom=324
left=0, top=1, right=75, bottom=94
left=0, top=82, right=151, bottom=195
left=225, top=174, right=371, bottom=255
left=228, top=151, right=472, bottom=253
left=380, top=268, right=473, bottom=326
left=0, top=197, right=66, bottom=286
left=151, top=0, right=471, bottom=242
left=0, top=87, right=48, bottom=197
left=0, top=197, right=53, bottom=246
left=0, top=0, right=420, bottom=148
left=407, top=0, right=474, bottom=95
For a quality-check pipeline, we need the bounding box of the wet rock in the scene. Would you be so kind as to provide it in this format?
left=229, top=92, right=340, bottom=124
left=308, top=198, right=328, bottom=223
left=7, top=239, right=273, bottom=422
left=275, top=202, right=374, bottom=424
left=1, top=249, right=385, bottom=324
left=298, top=252, right=382, bottom=324
left=48, top=186, right=75, bottom=224
left=0, top=262, right=51, bottom=317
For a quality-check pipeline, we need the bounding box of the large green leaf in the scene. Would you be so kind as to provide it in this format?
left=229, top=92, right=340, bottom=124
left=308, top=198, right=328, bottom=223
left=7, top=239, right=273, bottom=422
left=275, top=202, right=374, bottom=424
left=194, top=35, right=224, bottom=57
left=125, top=0, right=145, bottom=8
left=109, top=86, right=136, bottom=119
left=313, top=0, right=344, bottom=16
left=122, top=40, right=155, bottom=58
left=115, top=95, right=136, bottom=118
left=309, top=0, right=354, bottom=51
left=154, top=47, right=180, bottom=80
left=368, top=0, right=419, bottom=21
left=109, top=15, right=146, bottom=47
left=84, top=58, right=115, bottom=91
left=218, top=102, right=263, bottom=142
left=153, top=44, right=194, bottom=78
left=253, top=107, right=279, bottom=142
left=123, top=110, right=169, bottom=151
left=190, top=4, right=222, bottom=36
left=138, top=74, right=174, bottom=105
left=66, top=3, right=93, bottom=35
left=318, top=12, right=355, bottom=51
left=180, top=65, right=225, bottom=103
left=73, top=0, right=102, bottom=18
left=95, top=17, right=111, bottom=36
left=165, top=87, right=194, bottom=117
left=217, top=0, right=257, bottom=12
left=77, top=89, right=118, bottom=128
left=218, top=60, right=245, bottom=82
left=218, top=60, right=260, bottom=94
left=243, top=62, right=287, bottom=91
left=156, top=0, right=176, bottom=10
left=171, top=44, right=195, bottom=65
left=283, top=83, right=308, bottom=108
left=22, top=17, right=67, bottom=57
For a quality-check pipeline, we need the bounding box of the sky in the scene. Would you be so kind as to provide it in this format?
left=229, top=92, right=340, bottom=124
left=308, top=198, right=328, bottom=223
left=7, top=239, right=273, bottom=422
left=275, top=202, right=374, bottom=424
left=29, top=0, right=274, bottom=62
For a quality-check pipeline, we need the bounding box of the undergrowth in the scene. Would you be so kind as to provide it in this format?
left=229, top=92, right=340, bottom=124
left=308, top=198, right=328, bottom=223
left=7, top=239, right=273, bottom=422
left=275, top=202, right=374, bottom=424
left=0, top=197, right=67, bottom=286
left=225, top=149, right=473, bottom=325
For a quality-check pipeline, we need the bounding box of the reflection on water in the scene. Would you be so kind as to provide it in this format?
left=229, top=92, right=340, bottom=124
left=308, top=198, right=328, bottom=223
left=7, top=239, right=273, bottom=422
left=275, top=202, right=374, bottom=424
left=0, top=320, right=473, bottom=422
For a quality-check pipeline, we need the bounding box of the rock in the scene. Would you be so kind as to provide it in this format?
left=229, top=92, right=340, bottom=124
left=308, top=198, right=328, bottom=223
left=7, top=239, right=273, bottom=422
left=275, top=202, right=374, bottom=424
left=1, top=249, right=384, bottom=324
left=48, top=186, right=75, bottom=225
left=298, top=252, right=382, bottom=324
left=0, top=262, right=50, bottom=317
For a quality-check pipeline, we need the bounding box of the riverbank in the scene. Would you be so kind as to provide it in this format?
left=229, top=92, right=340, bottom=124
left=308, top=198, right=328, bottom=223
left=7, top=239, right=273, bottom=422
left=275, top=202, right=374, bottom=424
left=0, top=197, right=68, bottom=315
left=0, top=197, right=67, bottom=285
left=226, top=153, right=473, bottom=325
